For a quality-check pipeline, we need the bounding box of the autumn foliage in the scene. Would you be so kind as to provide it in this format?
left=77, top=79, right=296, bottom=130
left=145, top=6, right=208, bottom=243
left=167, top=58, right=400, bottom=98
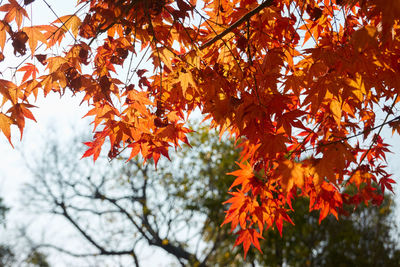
left=0, top=0, right=400, bottom=257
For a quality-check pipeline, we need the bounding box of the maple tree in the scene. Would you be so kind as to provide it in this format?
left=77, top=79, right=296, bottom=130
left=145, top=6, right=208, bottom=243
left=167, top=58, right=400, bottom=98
left=0, top=0, right=400, bottom=256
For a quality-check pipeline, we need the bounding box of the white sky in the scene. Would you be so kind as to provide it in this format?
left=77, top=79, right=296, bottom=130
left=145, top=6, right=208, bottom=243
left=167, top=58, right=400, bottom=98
left=0, top=1, right=400, bottom=266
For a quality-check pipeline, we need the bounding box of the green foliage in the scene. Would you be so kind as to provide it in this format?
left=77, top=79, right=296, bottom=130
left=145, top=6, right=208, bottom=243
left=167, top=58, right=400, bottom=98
left=163, top=126, right=246, bottom=265
left=26, top=251, right=50, bottom=267
left=242, top=197, right=400, bottom=267
left=167, top=127, right=400, bottom=266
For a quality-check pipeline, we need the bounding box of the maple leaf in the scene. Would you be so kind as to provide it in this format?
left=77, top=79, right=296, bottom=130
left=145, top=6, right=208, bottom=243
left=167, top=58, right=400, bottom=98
left=7, top=103, right=36, bottom=138
left=277, top=160, right=305, bottom=192
left=45, top=56, right=68, bottom=72
left=82, top=131, right=107, bottom=161
left=0, top=79, right=18, bottom=105
left=11, top=30, right=28, bottom=55
left=34, top=54, right=47, bottom=65
left=379, top=176, right=395, bottom=193
left=228, top=161, right=254, bottom=190
left=0, top=112, right=14, bottom=145
left=0, top=0, right=399, bottom=258
left=0, top=0, right=29, bottom=29
left=179, top=68, right=197, bottom=96
left=330, top=99, right=342, bottom=126
left=54, top=15, right=82, bottom=38
left=234, top=229, right=263, bottom=258
left=0, top=20, right=11, bottom=51
left=17, top=63, right=39, bottom=83
left=22, top=26, right=47, bottom=54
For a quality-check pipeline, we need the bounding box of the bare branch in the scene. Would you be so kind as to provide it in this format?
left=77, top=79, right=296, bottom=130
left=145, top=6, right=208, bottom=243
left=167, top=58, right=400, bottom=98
left=35, top=243, right=136, bottom=257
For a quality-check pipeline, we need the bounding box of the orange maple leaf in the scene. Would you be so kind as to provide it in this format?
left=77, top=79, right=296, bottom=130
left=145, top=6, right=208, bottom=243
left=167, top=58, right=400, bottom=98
left=228, top=161, right=255, bottom=190
left=234, top=229, right=263, bottom=258
left=17, top=63, right=39, bottom=83
left=0, top=112, right=14, bottom=145
left=22, top=26, right=47, bottom=54
left=0, top=0, right=29, bottom=29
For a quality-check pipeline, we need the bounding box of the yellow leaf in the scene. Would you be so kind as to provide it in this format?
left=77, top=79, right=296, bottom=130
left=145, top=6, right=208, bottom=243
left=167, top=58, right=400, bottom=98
left=347, top=74, right=366, bottom=101
left=0, top=79, right=18, bottom=105
left=55, top=15, right=82, bottom=38
left=179, top=69, right=197, bottom=96
left=311, top=143, right=355, bottom=185
left=330, top=99, right=341, bottom=126
left=23, top=26, right=47, bottom=54
left=277, top=160, right=305, bottom=192
left=350, top=170, right=362, bottom=188
left=45, top=56, right=68, bottom=72
left=0, top=21, right=10, bottom=51
left=185, top=50, right=201, bottom=69
left=159, top=47, right=174, bottom=70
left=0, top=112, right=13, bottom=145
left=0, top=0, right=29, bottom=29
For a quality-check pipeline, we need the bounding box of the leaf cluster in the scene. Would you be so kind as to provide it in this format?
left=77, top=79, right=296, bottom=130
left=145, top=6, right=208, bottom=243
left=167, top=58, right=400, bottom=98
left=0, top=0, right=399, bottom=255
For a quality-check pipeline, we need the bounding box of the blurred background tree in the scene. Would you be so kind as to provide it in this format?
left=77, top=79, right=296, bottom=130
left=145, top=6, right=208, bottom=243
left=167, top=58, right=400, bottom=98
left=0, top=197, right=15, bottom=267
left=21, top=126, right=400, bottom=266
left=226, top=194, right=400, bottom=267
left=0, top=198, right=8, bottom=226
left=0, top=196, right=49, bottom=267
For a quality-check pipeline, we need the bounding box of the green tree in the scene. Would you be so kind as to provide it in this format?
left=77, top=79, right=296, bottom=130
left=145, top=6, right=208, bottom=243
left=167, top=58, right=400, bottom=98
left=170, top=129, right=400, bottom=267
left=214, top=195, right=400, bottom=267
left=25, top=251, right=50, bottom=267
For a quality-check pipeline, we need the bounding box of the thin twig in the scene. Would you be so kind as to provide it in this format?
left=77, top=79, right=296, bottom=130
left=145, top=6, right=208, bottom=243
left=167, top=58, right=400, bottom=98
left=199, top=0, right=274, bottom=50
left=342, top=95, right=399, bottom=187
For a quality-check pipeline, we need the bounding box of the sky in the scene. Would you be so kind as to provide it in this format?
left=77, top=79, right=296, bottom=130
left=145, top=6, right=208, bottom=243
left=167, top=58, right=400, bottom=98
left=0, top=0, right=400, bottom=266
left=0, top=0, right=86, bottom=203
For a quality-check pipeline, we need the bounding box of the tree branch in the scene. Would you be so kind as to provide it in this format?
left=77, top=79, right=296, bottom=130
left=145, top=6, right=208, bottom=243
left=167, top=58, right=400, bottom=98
left=136, top=166, right=200, bottom=264
left=59, top=203, right=108, bottom=254
left=36, top=243, right=136, bottom=257
left=199, top=0, right=274, bottom=50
